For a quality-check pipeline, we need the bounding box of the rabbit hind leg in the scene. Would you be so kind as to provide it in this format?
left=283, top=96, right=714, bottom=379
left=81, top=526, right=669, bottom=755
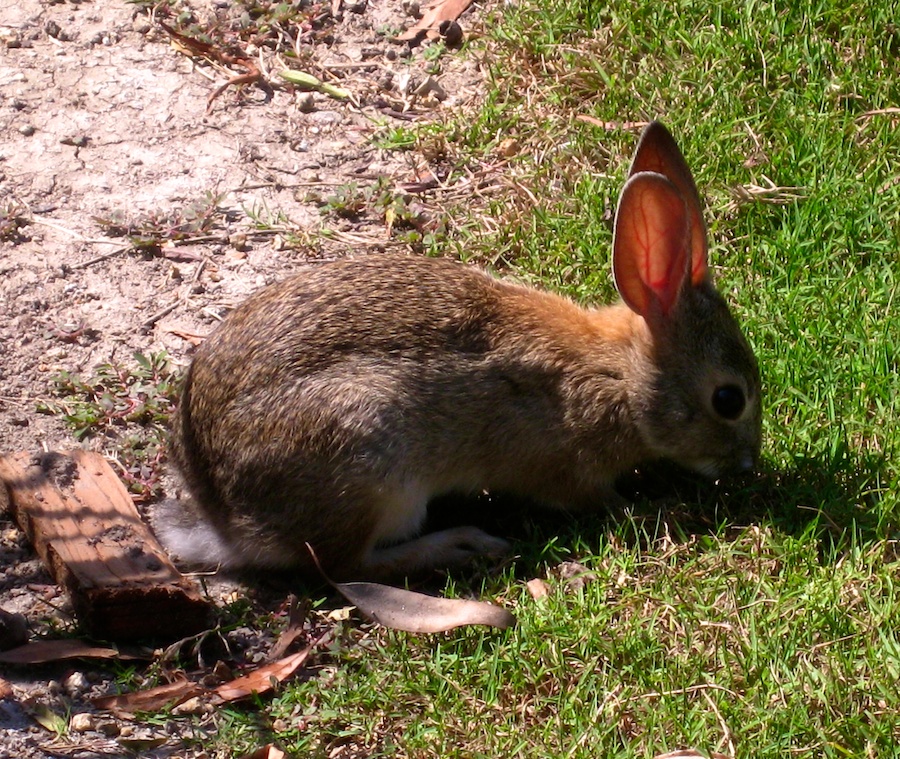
left=360, top=526, right=511, bottom=582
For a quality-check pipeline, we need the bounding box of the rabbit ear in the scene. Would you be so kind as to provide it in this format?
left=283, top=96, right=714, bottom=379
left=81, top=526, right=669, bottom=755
left=628, top=121, right=708, bottom=285
left=613, top=171, right=692, bottom=320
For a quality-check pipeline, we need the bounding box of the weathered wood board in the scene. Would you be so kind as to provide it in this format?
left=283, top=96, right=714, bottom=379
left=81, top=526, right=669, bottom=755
left=0, top=449, right=211, bottom=642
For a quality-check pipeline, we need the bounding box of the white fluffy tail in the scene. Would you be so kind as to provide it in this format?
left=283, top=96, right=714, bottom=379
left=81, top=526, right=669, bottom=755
left=152, top=499, right=242, bottom=569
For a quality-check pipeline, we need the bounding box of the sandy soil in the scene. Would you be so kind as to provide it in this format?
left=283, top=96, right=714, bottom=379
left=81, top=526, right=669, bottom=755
left=0, top=0, right=488, bottom=754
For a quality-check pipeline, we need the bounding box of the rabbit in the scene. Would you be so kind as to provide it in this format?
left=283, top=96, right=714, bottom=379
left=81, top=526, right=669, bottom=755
left=156, top=121, right=761, bottom=582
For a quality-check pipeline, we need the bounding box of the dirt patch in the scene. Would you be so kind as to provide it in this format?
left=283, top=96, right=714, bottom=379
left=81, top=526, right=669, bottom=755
left=0, top=0, right=489, bottom=754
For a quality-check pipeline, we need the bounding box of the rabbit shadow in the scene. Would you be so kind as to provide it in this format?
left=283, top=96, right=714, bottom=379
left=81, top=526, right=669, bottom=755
left=423, top=444, right=894, bottom=585
left=244, top=445, right=893, bottom=605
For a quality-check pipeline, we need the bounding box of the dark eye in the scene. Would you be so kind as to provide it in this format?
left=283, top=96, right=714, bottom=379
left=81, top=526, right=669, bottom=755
left=712, top=384, right=746, bottom=420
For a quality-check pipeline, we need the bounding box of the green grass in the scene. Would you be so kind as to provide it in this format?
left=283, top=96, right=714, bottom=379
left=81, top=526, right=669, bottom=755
left=125, top=0, right=900, bottom=756
left=252, top=1, right=900, bottom=756
left=217, top=527, right=900, bottom=757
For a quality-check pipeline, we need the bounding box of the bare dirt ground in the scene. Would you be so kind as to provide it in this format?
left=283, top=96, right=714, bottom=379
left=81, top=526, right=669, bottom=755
left=0, top=0, right=489, bottom=754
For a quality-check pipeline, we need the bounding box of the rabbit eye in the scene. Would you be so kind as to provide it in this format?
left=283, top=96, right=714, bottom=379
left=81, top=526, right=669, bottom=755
left=712, top=384, right=746, bottom=420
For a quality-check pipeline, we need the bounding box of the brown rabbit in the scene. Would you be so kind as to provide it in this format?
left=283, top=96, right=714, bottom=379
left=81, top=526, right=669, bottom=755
left=157, top=121, right=761, bottom=581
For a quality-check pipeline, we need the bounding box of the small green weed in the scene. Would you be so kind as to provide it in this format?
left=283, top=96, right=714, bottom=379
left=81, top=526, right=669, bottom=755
left=37, top=351, right=180, bottom=502
left=321, top=182, right=369, bottom=220
left=318, top=178, right=435, bottom=242
left=371, top=125, right=419, bottom=151
left=243, top=201, right=312, bottom=249
left=94, top=191, right=227, bottom=255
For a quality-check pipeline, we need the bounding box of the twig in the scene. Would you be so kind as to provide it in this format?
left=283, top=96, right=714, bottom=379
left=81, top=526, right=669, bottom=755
left=141, top=300, right=181, bottom=331
left=71, top=246, right=132, bottom=270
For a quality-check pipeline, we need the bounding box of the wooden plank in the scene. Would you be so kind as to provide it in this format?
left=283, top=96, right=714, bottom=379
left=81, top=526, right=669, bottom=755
left=0, top=450, right=211, bottom=642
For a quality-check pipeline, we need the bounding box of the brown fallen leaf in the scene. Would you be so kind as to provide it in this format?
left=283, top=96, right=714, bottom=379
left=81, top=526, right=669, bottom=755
left=526, top=578, right=550, bottom=600
left=335, top=581, right=515, bottom=633
left=95, top=631, right=331, bottom=717
left=213, top=644, right=318, bottom=703
left=93, top=678, right=206, bottom=718
left=239, top=745, right=287, bottom=759
left=397, top=0, right=473, bottom=41
left=0, top=639, right=145, bottom=665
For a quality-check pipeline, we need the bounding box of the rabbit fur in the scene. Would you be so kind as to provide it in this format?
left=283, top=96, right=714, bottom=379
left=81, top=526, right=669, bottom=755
left=157, top=121, right=761, bottom=581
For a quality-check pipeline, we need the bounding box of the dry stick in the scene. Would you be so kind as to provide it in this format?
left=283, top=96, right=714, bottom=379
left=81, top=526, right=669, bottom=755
left=71, top=246, right=132, bottom=271
left=27, top=216, right=133, bottom=270
left=141, top=300, right=181, bottom=331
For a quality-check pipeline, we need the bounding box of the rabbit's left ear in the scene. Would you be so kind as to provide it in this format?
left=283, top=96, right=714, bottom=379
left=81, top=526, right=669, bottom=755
left=613, top=171, right=692, bottom=320
left=628, top=121, right=708, bottom=285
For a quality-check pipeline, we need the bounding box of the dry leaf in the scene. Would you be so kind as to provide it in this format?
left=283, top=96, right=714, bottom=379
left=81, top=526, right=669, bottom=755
left=526, top=578, right=550, bottom=600
left=93, top=678, right=205, bottom=717
left=336, top=581, right=515, bottom=633
left=167, top=328, right=207, bottom=345
left=94, top=633, right=329, bottom=717
left=397, top=0, right=473, bottom=41
left=213, top=647, right=314, bottom=702
left=0, top=640, right=143, bottom=665
left=496, top=137, right=520, bottom=158
left=30, top=703, right=67, bottom=734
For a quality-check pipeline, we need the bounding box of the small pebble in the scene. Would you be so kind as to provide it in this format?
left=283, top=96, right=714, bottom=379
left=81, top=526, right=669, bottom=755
left=64, top=671, right=90, bottom=696
left=171, top=697, right=206, bottom=716
left=18, top=124, right=35, bottom=136
left=132, top=17, right=152, bottom=35
left=60, top=135, right=89, bottom=148
left=401, top=0, right=421, bottom=18
left=69, top=713, right=95, bottom=733
left=296, top=92, right=316, bottom=113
